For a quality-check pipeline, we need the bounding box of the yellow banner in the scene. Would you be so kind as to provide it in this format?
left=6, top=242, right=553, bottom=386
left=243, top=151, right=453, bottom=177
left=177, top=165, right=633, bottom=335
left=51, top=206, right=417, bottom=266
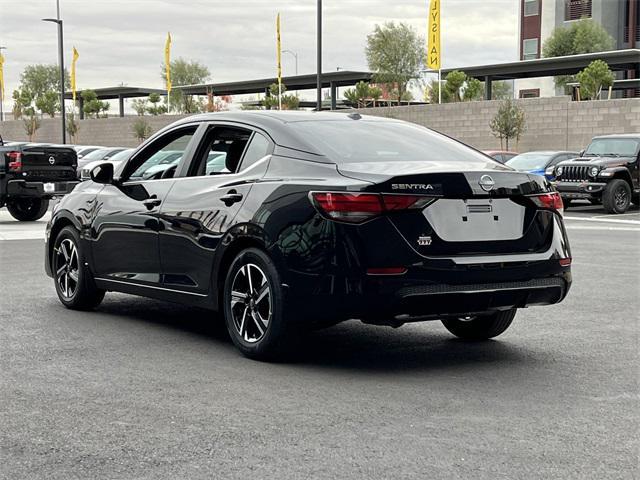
left=165, top=32, right=172, bottom=94
left=71, top=47, right=79, bottom=103
left=0, top=53, right=4, bottom=102
left=276, top=13, right=282, bottom=85
left=427, top=0, right=441, bottom=70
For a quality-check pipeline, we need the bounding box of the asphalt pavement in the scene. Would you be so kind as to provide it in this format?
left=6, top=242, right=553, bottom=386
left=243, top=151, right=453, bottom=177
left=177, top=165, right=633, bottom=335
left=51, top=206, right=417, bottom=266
left=1, top=202, right=638, bottom=479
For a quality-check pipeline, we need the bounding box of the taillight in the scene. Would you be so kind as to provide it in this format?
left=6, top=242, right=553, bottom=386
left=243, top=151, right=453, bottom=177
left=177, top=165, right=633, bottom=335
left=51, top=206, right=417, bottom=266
left=530, top=192, right=564, bottom=216
left=310, top=192, right=433, bottom=224
left=7, top=151, right=22, bottom=172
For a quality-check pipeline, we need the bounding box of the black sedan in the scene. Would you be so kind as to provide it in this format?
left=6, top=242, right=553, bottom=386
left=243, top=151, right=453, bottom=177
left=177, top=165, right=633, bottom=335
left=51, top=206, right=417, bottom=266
left=45, top=112, right=572, bottom=359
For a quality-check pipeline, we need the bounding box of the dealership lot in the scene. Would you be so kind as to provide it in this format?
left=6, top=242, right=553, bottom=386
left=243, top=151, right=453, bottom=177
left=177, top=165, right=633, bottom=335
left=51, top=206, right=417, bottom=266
left=1, top=204, right=638, bottom=479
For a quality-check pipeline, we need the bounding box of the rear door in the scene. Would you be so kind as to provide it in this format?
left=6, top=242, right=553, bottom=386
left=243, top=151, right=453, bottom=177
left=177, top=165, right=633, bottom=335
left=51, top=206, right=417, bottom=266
left=90, top=125, right=200, bottom=286
left=158, top=123, right=273, bottom=294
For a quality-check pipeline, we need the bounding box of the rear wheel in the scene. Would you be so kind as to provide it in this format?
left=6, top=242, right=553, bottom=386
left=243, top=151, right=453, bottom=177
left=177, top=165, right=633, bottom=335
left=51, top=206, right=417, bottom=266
left=53, top=226, right=105, bottom=310
left=602, top=179, right=631, bottom=214
left=441, top=309, right=516, bottom=340
left=7, top=198, right=49, bottom=221
left=223, top=248, right=294, bottom=360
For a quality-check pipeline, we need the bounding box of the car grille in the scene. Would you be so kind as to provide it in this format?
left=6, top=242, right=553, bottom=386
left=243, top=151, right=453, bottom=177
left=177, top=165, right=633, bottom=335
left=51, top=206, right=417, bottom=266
left=26, top=169, right=77, bottom=180
left=558, top=165, right=590, bottom=182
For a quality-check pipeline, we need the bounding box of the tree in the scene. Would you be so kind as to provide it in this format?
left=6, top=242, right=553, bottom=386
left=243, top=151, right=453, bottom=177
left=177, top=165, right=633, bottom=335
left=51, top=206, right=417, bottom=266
left=490, top=81, right=513, bottom=100
left=131, top=98, right=148, bottom=116
left=262, top=83, right=299, bottom=110
left=11, top=89, right=33, bottom=120
left=343, top=81, right=372, bottom=108
left=489, top=99, right=527, bottom=150
left=147, top=93, right=167, bottom=115
left=18, top=64, right=70, bottom=116
left=66, top=113, right=79, bottom=143
left=23, top=114, right=40, bottom=141
left=542, top=19, right=615, bottom=89
left=463, top=77, right=483, bottom=102
left=132, top=118, right=152, bottom=143
left=365, top=22, right=424, bottom=104
left=160, top=58, right=210, bottom=113
left=81, top=90, right=110, bottom=119
left=369, top=86, right=383, bottom=106
left=444, top=70, right=466, bottom=102
left=425, top=78, right=452, bottom=104
left=576, top=60, right=615, bottom=100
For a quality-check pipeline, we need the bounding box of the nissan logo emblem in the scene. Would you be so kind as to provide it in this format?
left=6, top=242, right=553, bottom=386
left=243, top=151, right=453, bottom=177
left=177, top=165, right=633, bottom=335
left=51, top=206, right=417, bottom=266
left=48, top=156, right=55, bottom=165
left=479, top=174, right=495, bottom=192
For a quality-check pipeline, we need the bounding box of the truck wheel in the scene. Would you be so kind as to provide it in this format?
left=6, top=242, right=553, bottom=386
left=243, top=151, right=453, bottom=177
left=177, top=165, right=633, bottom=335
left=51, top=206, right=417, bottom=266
left=7, top=198, right=49, bottom=221
left=52, top=226, right=105, bottom=310
left=441, top=309, right=517, bottom=340
left=602, top=179, right=631, bottom=214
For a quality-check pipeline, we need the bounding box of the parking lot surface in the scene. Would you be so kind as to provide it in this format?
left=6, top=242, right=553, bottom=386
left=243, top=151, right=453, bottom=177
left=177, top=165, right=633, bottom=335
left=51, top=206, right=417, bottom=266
left=1, top=203, right=638, bottom=479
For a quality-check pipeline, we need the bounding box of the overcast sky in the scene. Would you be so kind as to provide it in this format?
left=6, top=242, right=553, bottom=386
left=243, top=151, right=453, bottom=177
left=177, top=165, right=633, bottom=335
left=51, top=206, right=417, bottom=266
left=1, top=0, right=518, bottom=107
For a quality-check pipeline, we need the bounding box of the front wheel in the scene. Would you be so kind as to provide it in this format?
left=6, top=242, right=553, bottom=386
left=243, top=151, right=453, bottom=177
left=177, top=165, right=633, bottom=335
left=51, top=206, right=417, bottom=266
left=53, top=226, right=105, bottom=310
left=7, top=198, right=49, bottom=221
left=223, top=248, right=293, bottom=360
left=441, top=309, right=517, bottom=340
left=602, top=179, right=631, bottom=214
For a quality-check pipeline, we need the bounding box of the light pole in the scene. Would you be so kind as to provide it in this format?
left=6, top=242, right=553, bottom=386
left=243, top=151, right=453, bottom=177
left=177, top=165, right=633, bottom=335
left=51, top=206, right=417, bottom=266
left=0, top=46, right=6, bottom=122
left=316, top=0, right=322, bottom=111
left=42, top=0, right=65, bottom=143
left=283, top=50, right=298, bottom=76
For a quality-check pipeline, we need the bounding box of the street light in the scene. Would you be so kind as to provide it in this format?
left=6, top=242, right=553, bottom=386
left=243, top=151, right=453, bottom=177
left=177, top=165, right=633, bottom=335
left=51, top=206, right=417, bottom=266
left=42, top=2, right=66, bottom=143
left=0, top=46, right=6, bottom=122
left=283, top=50, right=298, bottom=76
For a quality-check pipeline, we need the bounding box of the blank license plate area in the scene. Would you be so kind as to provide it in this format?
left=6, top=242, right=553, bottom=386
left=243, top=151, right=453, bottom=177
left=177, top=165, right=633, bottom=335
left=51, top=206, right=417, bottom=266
left=423, top=199, right=525, bottom=242
left=44, top=183, right=55, bottom=193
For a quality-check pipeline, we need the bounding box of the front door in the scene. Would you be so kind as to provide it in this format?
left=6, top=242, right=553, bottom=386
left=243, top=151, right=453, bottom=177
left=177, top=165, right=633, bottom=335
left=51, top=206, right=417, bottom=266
left=90, top=125, right=199, bottom=286
left=158, top=124, right=273, bottom=294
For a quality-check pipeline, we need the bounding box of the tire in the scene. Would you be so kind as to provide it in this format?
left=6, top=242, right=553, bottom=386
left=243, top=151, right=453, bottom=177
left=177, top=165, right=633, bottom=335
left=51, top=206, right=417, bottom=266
left=602, top=179, right=631, bottom=214
left=52, top=226, right=105, bottom=310
left=7, top=198, right=49, bottom=221
left=441, top=309, right=517, bottom=340
left=222, top=248, right=294, bottom=360
left=562, top=198, right=572, bottom=209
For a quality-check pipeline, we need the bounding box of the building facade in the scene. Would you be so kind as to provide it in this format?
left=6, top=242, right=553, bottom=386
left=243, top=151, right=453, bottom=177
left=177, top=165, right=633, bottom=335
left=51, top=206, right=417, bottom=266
left=516, top=0, right=638, bottom=98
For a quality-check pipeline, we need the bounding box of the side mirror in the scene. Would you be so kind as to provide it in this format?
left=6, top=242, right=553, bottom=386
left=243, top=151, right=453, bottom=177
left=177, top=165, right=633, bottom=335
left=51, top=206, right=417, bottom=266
left=90, top=162, right=114, bottom=184
left=579, top=149, right=585, bottom=157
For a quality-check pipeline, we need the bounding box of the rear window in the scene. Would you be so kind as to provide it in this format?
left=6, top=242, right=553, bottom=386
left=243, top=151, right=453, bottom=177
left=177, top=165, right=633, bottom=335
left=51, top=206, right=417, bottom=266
left=288, top=120, right=490, bottom=164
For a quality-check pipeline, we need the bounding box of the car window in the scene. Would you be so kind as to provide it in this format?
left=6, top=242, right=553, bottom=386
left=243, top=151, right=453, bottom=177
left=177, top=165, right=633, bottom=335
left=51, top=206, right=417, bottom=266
left=502, top=153, right=516, bottom=162
left=124, top=127, right=196, bottom=181
left=238, top=132, right=271, bottom=171
left=189, top=126, right=251, bottom=177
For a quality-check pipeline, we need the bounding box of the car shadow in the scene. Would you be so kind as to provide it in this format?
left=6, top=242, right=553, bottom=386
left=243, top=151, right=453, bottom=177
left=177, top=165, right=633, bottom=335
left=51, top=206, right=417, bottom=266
left=90, top=295, right=538, bottom=374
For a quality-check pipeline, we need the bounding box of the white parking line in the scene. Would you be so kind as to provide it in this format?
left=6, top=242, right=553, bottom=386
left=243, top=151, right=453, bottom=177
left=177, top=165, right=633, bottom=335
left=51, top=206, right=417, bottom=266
left=564, top=216, right=640, bottom=225
left=565, top=225, right=640, bottom=232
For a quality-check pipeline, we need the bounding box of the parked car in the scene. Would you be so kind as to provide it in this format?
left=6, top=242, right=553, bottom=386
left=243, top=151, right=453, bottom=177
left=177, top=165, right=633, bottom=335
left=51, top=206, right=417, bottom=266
left=75, top=146, right=105, bottom=160
left=483, top=150, right=518, bottom=163
left=550, top=134, right=640, bottom=213
left=0, top=141, right=78, bottom=221
left=45, top=112, right=572, bottom=360
left=79, top=148, right=134, bottom=181
left=76, top=147, right=127, bottom=176
left=506, top=151, right=579, bottom=179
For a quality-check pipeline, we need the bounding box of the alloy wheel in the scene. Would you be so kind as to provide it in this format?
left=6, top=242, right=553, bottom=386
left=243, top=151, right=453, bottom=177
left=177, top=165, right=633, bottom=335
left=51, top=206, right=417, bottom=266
left=230, top=263, right=272, bottom=343
left=614, top=186, right=628, bottom=210
left=55, top=238, right=79, bottom=299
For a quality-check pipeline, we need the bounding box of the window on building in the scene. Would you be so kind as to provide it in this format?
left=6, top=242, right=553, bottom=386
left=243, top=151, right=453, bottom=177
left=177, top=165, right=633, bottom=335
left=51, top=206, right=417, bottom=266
left=519, top=89, right=540, bottom=99
left=524, top=0, right=539, bottom=16
left=565, top=0, right=592, bottom=21
left=522, top=38, right=539, bottom=60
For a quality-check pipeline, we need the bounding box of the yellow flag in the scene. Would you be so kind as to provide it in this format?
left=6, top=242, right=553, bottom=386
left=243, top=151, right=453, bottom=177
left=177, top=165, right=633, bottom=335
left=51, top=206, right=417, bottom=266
left=427, top=0, right=441, bottom=70
left=276, top=14, right=282, bottom=86
left=165, top=32, right=172, bottom=94
left=0, top=53, right=5, bottom=102
left=71, top=47, right=79, bottom=103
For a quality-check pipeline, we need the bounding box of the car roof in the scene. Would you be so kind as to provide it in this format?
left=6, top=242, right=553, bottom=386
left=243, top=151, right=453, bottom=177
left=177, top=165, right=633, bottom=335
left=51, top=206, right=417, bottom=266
left=515, top=151, right=578, bottom=155
left=591, top=134, right=640, bottom=140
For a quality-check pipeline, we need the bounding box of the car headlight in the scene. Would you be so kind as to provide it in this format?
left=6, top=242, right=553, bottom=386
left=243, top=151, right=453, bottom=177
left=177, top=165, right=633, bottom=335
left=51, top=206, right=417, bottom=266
left=589, top=166, right=599, bottom=177
left=556, top=166, right=563, bottom=176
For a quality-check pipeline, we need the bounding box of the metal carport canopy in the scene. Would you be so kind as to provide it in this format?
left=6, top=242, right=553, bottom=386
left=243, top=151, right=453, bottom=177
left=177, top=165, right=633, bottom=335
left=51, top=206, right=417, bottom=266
left=63, top=86, right=167, bottom=118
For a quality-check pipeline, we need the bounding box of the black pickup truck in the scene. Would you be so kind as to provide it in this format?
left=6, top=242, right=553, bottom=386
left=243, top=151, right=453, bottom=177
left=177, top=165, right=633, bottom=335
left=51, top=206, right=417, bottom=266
left=0, top=137, right=79, bottom=221
left=550, top=134, right=640, bottom=214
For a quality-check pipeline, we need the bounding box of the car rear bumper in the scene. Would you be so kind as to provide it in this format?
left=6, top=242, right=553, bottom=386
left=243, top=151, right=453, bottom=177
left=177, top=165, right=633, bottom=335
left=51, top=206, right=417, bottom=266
left=554, top=181, right=606, bottom=199
left=7, top=179, right=79, bottom=198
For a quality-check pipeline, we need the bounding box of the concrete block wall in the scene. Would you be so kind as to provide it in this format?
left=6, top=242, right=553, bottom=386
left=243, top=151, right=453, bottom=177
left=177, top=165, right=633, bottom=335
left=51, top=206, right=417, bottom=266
left=1, top=98, right=638, bottom=152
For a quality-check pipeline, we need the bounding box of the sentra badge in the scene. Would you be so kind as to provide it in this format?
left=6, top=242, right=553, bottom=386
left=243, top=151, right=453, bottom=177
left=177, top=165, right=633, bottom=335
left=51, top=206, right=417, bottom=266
left=392, top=184, right=434, bottom=191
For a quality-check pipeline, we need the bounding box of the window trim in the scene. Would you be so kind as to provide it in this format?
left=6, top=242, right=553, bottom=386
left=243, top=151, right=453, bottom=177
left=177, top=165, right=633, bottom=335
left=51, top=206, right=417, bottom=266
left=519, top=88, right=540, bottom=98
left=523, top=0, right=539, bottom=17
left=522, top=38, right=539, bottom=60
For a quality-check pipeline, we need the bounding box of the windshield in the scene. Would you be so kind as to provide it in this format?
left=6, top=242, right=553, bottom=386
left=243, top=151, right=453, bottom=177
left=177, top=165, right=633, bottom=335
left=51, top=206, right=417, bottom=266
left=82, top=148, right=110, bottom=160
left=288, top=120, right=492, bottom=164
left=506, top=153, right=552, bottom=171
left=585, top=138, right=639, bottom=157
left=109, top=149, right=134, bottom=162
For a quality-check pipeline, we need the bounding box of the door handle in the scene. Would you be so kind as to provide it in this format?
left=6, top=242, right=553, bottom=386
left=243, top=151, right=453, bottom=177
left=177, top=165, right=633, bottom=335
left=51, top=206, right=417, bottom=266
left=220, top=191, right=243, bottom=205
left=143, top=196, right=162, bottom=209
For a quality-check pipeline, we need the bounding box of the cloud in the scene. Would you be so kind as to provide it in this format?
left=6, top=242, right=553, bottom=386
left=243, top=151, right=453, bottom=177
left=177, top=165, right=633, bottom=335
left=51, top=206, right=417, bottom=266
left=0, top=0, right=518, bottom=108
